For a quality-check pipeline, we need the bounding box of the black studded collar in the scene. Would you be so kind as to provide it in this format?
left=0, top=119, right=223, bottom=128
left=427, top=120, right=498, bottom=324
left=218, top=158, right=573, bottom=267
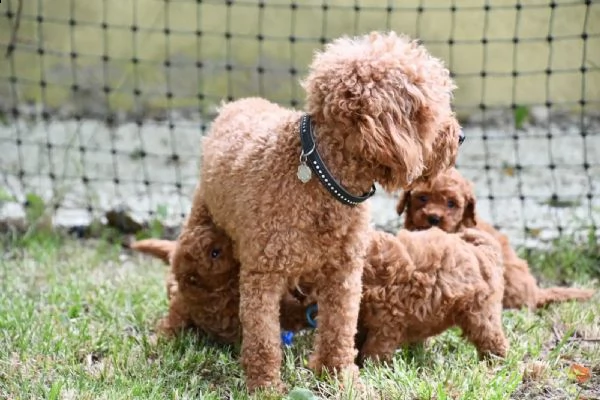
left=296, top=114, right=376, bottom=206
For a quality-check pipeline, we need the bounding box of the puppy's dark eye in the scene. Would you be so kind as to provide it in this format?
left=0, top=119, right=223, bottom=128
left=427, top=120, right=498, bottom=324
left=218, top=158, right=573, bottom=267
left=418, top=195, right=428, bottom=203
left=210, top=249, right=221, bottom=259
left=447, top=200, right=456, bottom=209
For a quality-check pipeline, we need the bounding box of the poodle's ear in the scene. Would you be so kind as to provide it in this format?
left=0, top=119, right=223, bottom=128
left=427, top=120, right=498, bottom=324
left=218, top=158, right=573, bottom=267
left=396, top=191, right=411, bottom=216
left=462, top=193, right=477, bottom=228
left=130, top=239, right=176, bottom=265
left=355, top=111, right=424, bottom=191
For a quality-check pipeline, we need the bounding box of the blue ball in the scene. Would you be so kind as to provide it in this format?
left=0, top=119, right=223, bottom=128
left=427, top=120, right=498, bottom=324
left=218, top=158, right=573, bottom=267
left=281, top=331, right=294, bottom=346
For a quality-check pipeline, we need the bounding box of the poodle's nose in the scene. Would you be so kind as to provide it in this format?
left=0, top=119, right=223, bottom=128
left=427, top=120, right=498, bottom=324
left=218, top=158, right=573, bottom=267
left=427, top=215, right=441, bottom=226
left=458, top=131, right=465, bottom=145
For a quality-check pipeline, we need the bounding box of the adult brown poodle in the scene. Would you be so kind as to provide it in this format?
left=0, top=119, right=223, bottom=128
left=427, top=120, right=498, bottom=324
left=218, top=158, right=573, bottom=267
left=132, top=224, right=508, bottom=367
left=190, top=31, right=463, bottom=391
left=396, top=167, right=596, bottom=310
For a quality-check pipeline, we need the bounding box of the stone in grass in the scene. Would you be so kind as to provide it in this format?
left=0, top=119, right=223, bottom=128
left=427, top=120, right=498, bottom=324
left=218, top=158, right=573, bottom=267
left=286, top=387, right=319, bottom=400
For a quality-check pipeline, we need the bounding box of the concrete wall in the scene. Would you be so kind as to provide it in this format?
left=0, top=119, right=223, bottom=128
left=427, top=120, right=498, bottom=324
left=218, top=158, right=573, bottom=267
left=1, top=0, right=598, bottom=118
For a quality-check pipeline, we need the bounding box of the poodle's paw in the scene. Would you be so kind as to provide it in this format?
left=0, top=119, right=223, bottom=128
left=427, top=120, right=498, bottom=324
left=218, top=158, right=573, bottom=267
left=308, top=350, right=359, bottom=371
left=155, top=302, right=196, bottom=337
left=246, top=377, right=286, bottom=395
left=477, top=337, right=509, bottom=361
left=308, top=355, right=362, bottom=391
left=242, top=352, right=285, bottom=394
left=333, top=366, right=364, bottom=396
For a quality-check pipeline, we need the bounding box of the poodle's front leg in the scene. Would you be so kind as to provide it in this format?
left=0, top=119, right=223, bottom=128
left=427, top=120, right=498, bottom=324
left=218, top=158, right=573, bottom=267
left=358, top=328, right=403, bottom=366
left=460, top=302, right=509, bottom=359
left=309, top=258, right=363, bottom=385
left=239, top=269, right=285, bottom=392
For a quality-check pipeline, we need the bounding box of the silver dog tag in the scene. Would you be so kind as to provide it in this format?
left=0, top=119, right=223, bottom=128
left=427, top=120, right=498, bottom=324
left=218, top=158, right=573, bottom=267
left=297, top=163, right=312, bottom=183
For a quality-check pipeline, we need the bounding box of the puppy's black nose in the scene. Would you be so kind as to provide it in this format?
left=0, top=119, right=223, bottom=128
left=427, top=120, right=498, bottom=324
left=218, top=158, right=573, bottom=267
left=427, top=215, right=441, bottom=226
left=458, top=131, right=465, bottom=145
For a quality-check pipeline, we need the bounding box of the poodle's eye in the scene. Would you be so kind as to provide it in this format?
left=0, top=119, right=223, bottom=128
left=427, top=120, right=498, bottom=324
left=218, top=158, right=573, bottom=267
left=210, top=249, right=221, bottom=259
left=418, top=195, right=428, bottom=203
left=447, top=200, right=456, bottom=209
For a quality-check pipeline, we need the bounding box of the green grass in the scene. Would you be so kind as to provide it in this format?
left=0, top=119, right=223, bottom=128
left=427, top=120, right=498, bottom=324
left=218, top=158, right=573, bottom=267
left=0, top=232, right=599, bottom=400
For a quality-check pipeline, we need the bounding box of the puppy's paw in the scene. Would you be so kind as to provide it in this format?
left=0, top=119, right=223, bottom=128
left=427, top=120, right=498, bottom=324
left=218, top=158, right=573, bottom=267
left=155, top=319, right=178, bottom=338
left=477, top=337, right=509, bottom=361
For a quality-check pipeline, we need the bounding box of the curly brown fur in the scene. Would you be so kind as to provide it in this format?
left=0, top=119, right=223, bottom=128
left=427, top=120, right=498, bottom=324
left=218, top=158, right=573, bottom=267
left=134, top=222, right=507, bottom=366
left=193, top=31, right=461, bottom=391
left=356, top=227, right=508, bottom=364
left=130, top=210, right=241, bottom=343
left=131, top=235, right=311, bottom=344
left=397, top=167, right=596, bottom=310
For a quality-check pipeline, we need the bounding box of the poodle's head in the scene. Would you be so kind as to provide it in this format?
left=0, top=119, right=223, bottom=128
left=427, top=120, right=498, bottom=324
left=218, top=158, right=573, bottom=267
left=396, top=167, right=477, bottom=233
left=302, top=31, right=463, bottom=192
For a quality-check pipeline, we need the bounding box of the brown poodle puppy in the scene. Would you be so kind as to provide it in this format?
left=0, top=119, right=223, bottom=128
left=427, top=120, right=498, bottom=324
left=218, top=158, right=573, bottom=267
left=132, top=224, right=507, bottom=366
left=192, top=31, right=462, bottom=391
left=130, top=213, right=310, bottom=344
left=357, top=227, right=508, bottom=364
left=131, top=206, right=241, bottom=344
left=396, top=167, right=596, bottom=310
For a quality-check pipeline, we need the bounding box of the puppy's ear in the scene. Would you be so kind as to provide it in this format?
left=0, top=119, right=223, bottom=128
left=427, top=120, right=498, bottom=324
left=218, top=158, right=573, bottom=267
left=130, top=239, right=176, bottom=265
left=462, top=193, right=477, bottom=228
left=397, top=191, right=417, bottom=230
left=396, top=191, right=411, bottom=216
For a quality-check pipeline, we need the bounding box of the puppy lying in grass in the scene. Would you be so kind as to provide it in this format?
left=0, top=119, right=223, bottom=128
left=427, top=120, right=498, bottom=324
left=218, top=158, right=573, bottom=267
left=397, top=167, right=596, bottom=310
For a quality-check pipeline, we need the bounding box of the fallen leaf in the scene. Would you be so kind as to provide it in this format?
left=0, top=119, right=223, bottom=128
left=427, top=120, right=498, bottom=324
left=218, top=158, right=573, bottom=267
left=568, top=363, right=591, bottom=384
left=502, top=165, right=515, bottom=177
